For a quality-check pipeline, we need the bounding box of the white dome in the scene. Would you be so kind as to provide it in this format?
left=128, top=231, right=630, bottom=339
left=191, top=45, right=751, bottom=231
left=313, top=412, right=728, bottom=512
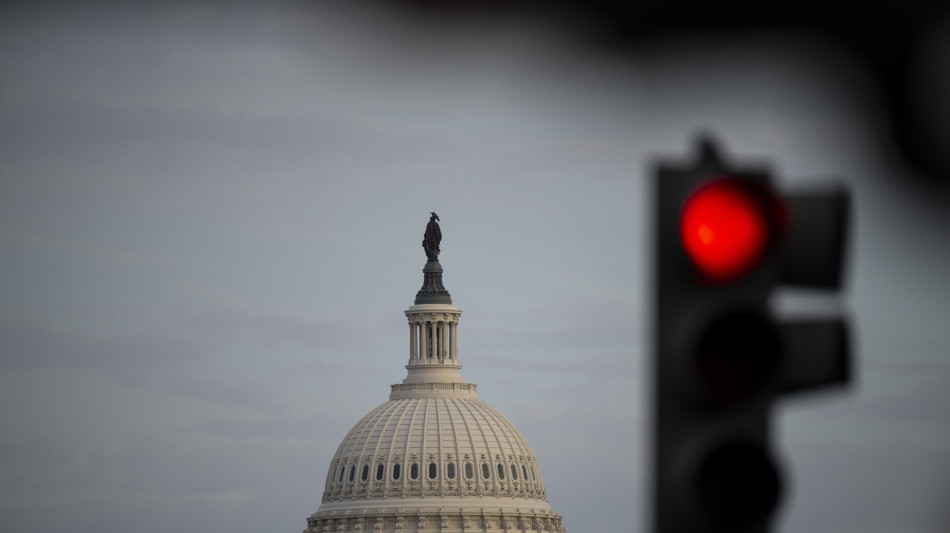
left=303, top=270, right=566, bottom=533
left=320, top=397, right=550, bottom=507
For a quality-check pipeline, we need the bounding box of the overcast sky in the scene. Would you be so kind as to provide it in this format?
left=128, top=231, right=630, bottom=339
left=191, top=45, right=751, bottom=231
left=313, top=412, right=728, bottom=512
left=1, top=2, right=949, bottom=533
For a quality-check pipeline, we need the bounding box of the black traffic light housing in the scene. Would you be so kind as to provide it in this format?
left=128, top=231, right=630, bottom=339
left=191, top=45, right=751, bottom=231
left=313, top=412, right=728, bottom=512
left=653, top=136, right=851, bottom=533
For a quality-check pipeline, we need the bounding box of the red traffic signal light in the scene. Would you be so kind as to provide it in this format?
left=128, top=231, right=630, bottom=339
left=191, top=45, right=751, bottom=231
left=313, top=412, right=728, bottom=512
left=680, top=178, right=784, bottom=283
left=654, top=136, right=851, bottom=533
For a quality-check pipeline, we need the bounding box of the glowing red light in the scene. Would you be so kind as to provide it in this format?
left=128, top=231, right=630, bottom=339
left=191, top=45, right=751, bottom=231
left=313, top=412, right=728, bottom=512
left=680, top=179, right=772, bottom=283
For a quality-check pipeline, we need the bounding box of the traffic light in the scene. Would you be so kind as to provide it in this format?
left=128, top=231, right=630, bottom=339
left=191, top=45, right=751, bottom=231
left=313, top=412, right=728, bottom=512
left=653, top=136, right=851, bottom=533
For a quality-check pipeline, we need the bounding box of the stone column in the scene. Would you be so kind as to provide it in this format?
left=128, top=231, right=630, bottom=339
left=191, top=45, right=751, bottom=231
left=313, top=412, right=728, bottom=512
left=450, top=321, right=458, bottom=360
left=442, top=321, right=449, bottom=360
left=417, top=321, right=422, bottom=359
left=426, top=321, right=434, bottom=359
left=409, top=319, right=417, bottom=360
left=422, top=321, right=428, bottom=359
left=417, top=321, right=423, bottom=360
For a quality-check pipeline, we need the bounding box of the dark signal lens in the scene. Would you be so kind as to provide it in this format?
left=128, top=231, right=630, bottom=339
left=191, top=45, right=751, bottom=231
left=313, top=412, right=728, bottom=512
left=695, top=312, right=781, bottom=406
left=697, top=441, right=782, bottom=526
left=680, top=179, right=774, bottom=283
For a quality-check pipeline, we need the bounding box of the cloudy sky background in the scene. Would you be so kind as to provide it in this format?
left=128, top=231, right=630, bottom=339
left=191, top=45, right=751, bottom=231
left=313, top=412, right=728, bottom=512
left=1, top=2, right=949, bottom=533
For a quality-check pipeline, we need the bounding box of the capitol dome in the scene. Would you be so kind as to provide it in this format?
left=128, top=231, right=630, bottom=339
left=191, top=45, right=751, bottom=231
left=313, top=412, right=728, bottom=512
left=303, top=216, right=566, bottom=533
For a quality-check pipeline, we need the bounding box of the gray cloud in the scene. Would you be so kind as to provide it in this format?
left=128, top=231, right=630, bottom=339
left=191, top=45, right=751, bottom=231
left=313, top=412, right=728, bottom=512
left=0, top=314, right=200, bottom=370
left=181, top=305, right=370, bottom=352
left=0, top=2, right=948, bottom=533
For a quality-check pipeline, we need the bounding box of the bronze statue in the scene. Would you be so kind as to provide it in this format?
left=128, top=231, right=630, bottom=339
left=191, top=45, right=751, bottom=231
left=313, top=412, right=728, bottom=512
left=423, top=212, right=441, bottom=261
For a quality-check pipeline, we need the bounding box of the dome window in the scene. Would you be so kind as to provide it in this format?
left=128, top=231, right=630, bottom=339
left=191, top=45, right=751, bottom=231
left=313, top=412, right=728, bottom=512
left=361, top=465, right=369, bottom=482
left=447, top=462, right=456, bottom=479
left=392, top=463, right=401, bottom=480
left=338, top=465, right=345, bottom=483
left=496, top=464, right=505, bottom=480
left=376, top=464, right=384, bottom=481
left=522, top=465, right=528, bottom=481
left=511, top=464, right=518, bottom=480
left=481, top=463, right=491, bottom=479
left=465, top=462, right=474, bottom=480
left=410, top=463, right=419, bottom=480
left=530, top=466, right=537, bottom=481
left=428, top=463, right=438, bottom=479
left=348, top=465, right=356, bottom=483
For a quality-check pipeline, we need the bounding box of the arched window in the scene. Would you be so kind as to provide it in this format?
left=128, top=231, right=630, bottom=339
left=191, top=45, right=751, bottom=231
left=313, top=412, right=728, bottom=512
left=465, top=463, right=474, bottom=480
left=338, top=465, right=345, bottom=483
left=393, top=463, right=401, bottom=480
left=511, top=464, right=518, bottom=480
left=522, top=465, right=528, bottom=481
left=410, top=463, right=419, bottom=480
left=428, top=462, right=438, bottom=479
left=376, top=464, right=384, bottom=481
left=348, top=465, right=356, bottom=483
left=481, top=463, right=491, bottom=479
left=530, top=466, right=537, bottom=481
left=447, top=462, right=456, bottom=480
left=496, top=463, right=505, bottom=480
left=361, top=465, right=369, bottom=481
